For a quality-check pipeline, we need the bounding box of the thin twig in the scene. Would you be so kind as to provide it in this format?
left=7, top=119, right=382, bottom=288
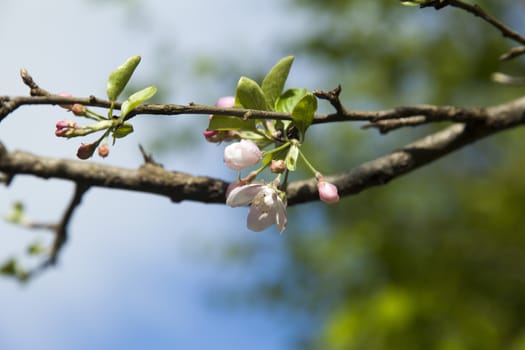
left=0, top=70, right=496, bottom=128
left=362, top=116, right=428, bottom=134
left=138, top=144, right=162, bottom=166
left=313, top=85, right=347, bottom=115
left=0, top=93, right=493, bottom=126
left=422, top=0, right=525, bottom=59
left=500, top=46, right=525, bottom=61
left=47, top=183, right=90, bottom=265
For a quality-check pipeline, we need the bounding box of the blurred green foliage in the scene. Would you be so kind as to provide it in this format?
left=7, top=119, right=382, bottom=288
left=64, top=0, right=525, bottom=347
left=249, top=1, right=525, bottom=349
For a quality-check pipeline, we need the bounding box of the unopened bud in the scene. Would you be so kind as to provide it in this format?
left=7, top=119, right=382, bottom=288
left=270, top=159, right=286, bottom=173
left=203, top=129, right=219, bottom=142
left=76, top=143, right=96, bottom=160
left=58, top=92, right=74, bottom=109
left=71, top=104, right=86, bottom=116
left=224, top=140, right=262, bottom=170
left=317, top=177, right=340, bottom=205
left=98, top=144, right=109, bottom=158
left=55, top=120, right=77, bottom=137
left=209, top=96, right=235, bottom=119
left=203, top=129, right=238, bottom=143
left=216, top=96, right=235, bottom=108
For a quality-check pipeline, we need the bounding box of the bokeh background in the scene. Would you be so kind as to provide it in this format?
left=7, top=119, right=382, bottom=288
left=2, top=0, right=525, bottom=349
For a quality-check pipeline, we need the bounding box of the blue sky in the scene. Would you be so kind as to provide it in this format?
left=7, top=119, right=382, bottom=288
left=0, top=1, right=317, bottom=349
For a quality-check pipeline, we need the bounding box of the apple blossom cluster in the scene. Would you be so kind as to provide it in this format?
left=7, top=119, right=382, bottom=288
left=204, top=56, right=339, bottom=233
left=54, top=56, right=156, bottom=160
left=51, top=55, right=339, bottom=234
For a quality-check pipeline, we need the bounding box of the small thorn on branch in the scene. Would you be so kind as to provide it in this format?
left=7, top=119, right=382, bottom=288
left=139, top=144, right=162, bottom=166
left=313, top=85, right=347, bottom=115
left=19, top=68, right=49, bottom=96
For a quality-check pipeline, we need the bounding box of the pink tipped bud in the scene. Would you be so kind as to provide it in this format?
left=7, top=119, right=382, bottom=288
left=203, top=129, right=238, bottom=143
left=216, top=96, right=235, bottom=108
left=270, top=159, right=286, bottom=174
left=209, top=96, right=236, bottom=119
left=58, top=92, right=74, bottom=109
left=71, top=104, right=86, bottom=116
left=76, top=143, right=96, bottom=160
left=55, top=120, right=77, bottom=137
left=98, top=144, right=109, bottom=158
left=317, top=179, right=339, bottom=204
left=203, top=129, right=219, bottom=142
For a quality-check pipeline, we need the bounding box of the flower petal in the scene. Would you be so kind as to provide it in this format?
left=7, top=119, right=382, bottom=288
left=226, top=184, right=263, bottom=207
left=247, top=206, right=275, bottom=232
left=274, top=199, right=287, bottom=233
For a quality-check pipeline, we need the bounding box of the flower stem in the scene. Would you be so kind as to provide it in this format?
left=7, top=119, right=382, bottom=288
left=262, top=141, right=290, bottom=158
left=281, top=169, right=290, bottom=192
left=108, top=101, right=115, bottom=119
left=85, top=108, right=107, bottom=121
left=298, top=149, right=321, bottom=178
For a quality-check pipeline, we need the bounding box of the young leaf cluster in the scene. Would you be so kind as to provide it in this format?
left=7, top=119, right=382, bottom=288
left=55, top=55, right=157, bottom=159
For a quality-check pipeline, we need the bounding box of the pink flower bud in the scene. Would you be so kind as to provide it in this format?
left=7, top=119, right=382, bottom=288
left=58, top=92, right=74, bottom=109
left=203, top=129, right=219, bottom=142
left=205, top=96, right=237, bottom=143
left=270, top=159, right=286, bottom=173
left=71, top=104, right=86, bottom=116
left=224, top=140, right=262, bottom=171
left=216, top=96, right=235, bottom=108
left=203, top=129, right=238, bottom=143
left=317, top=179, right=339, bottom=204
left=55, top=120, right=77, bottom=137
left=208, top=96, right=235, bottom=120
left=76, top=143, right=96, bottom=160
left=98, top=144, right=109, bottom=158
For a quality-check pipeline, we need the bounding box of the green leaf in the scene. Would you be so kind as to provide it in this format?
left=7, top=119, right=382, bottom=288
left=235, top=77, right=269, bottom=111
left=261, top=56, right=294, bottom=110
left=4, top=202, right=24, bottom=224
left=207, top=115, right=256, bottom=131
left=291, top=93, right=317, bottom=135
left=120, top=85, right=157, bottom=120
left=27, top=241, right=45, bottom=255
left=285, top=144, right=299, bottom=171
left=275, top=88, right=308, bottom=113
left=0, top=258, right=17, bottom=276
left=113, top=122, right=134, bottom=138
left=0, top=258, right=29, bottom=282
left=106, top=55, right=141, bottom=101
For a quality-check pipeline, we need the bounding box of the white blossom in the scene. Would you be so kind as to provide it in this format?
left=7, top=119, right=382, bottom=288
left=223, top=140, right=262, bottom=171
left=227, top=183, right=287, bottom=233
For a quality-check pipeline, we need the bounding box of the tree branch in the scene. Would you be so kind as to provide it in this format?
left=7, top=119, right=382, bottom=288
left=0, top=142, right=228, bottom=204
left=0, top=92, right=495, bottom=127
left=2, top=96, right=524, bottom=206
left=47, top=183, right=90, bottom=266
